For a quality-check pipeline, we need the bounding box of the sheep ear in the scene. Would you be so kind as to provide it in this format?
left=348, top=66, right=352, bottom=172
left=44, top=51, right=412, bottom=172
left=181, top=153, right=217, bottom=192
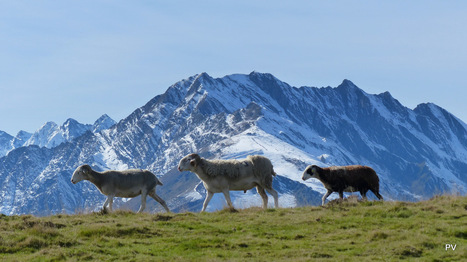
left=82, top=165, right=90, bottom=174
left=311, top=166, right=317, bottom=174
left=190, top=159, right=197, bottom=167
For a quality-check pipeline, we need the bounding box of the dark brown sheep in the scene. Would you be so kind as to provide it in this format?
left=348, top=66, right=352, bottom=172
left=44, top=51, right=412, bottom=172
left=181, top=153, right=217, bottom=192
left=302, top=165, right=383, bottom=205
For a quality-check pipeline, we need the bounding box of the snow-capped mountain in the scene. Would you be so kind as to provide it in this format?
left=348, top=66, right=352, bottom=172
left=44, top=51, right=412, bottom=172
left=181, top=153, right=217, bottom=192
left=0, top=72, right=466, bottom=215
left=0, top=131, right=15, bottom=157
left=92, top=114, right=117, bottom=133
left=0, top=115, right=116, bottom=158
left=12, top=130, right=32, bottom=149
left=24, top=120, right=86, bottom=149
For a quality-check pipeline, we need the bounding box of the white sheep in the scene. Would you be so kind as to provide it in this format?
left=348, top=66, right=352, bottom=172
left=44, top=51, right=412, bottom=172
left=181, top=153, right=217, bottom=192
left=178, top=153, right=279, bottom=212
left=71, top=165, right=170, bottom=213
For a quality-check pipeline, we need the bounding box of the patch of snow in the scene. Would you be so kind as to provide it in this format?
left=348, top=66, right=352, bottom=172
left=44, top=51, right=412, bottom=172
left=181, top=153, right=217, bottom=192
left=94, top=134, right=128, bottom=170
left=203, top=191, right=297, bottom=212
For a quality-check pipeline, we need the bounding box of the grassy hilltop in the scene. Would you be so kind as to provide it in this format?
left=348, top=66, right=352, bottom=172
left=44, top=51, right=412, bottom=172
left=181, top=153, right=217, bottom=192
left=0, top=195, right=466, bottom=261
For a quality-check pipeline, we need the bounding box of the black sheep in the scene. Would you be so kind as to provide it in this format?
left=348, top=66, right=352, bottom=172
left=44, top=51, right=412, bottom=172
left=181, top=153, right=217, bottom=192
left=302, top=165, right=383, bottom=205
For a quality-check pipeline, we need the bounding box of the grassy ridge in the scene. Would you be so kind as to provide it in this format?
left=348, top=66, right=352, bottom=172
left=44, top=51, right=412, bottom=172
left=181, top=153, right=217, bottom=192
left=0, top=195, right=466, bottom=261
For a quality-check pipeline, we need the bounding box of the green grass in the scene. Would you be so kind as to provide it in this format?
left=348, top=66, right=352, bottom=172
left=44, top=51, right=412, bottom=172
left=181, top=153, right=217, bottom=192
left=0, top=195, right=466, bottom=261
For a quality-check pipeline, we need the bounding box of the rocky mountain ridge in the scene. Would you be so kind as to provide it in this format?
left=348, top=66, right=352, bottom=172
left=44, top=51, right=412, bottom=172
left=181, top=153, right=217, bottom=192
left=0, top=72, right=466, bottom=215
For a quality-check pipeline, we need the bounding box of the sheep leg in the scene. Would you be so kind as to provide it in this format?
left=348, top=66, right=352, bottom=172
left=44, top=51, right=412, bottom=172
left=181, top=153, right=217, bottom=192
left=265, top=188, right=279, bottom=208
left=371, top=190, right=384, bottom=200
left=256, top=186, right=268, bottom=209
left=222, top=190, right=234, bottom=210
left=202, top=191, right=214, bottom=212
left=138, top=192, right=147, bottom=213
left=322, top=190, right=332, bottom=206
left=149, top=191, right=170, bottom=212
left=338, top=191, right=344, bottom=202
left=103, top=195, right=114, bottom=212
left=109, top=196, right=114, bottom=212
left=103, top=197, right=110, bottom=211
left=360, top=190, right=368, bottom=201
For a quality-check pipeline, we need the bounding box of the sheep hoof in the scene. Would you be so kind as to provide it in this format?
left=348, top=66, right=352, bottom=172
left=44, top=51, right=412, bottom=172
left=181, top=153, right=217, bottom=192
left=98, top=207, right=109, bottom=215
left=224, top=207, right=238, bottom=213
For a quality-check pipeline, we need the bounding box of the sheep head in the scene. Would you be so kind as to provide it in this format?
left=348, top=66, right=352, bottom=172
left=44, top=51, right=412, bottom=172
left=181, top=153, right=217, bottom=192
left=71, top=164, right=92, bottom=184
left=178, top=153, right=202, bottom=172
left=302, top=165, right=320, bottom=181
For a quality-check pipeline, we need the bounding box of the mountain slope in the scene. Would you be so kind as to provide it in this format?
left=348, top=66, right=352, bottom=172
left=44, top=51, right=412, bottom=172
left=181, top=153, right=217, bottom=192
left=0, top=72, right=466, bottom=215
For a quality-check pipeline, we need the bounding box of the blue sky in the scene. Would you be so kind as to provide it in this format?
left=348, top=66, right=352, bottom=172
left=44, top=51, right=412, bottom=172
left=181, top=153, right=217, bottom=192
left=1, top=1, right=467, bottom=135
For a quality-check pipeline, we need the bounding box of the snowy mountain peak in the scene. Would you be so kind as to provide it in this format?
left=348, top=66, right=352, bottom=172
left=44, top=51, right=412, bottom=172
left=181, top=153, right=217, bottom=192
left=0, top=130, right=32, bottom=157
left=93, top=114, right=116, bottom=133
left=336, top=79, right=364, bottom=97
left=12, top=130, right=32, bottom=148
left=0, top=131, right=14, bottom=157
left=0, top=130, right=11, bottom=137
left=43, top=121, right=59, bottom=129
left=25, top=121, right=63, bottom=148
left=340, top=79, right=357, bottom=87
left=15, top=116, right=113, bottom=151
left=0, top=115, right=116, bottom=158
left=61, top=118, right=92, bottom=141
left=414, top=102, right=440, bottom=115
left=63, top=118, right=79, bottom=127
left=248, top=71, right=275, bottom=79
left=0, top=131, right=13, bottom=141
left=196, top=72, right=211, bottom=79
